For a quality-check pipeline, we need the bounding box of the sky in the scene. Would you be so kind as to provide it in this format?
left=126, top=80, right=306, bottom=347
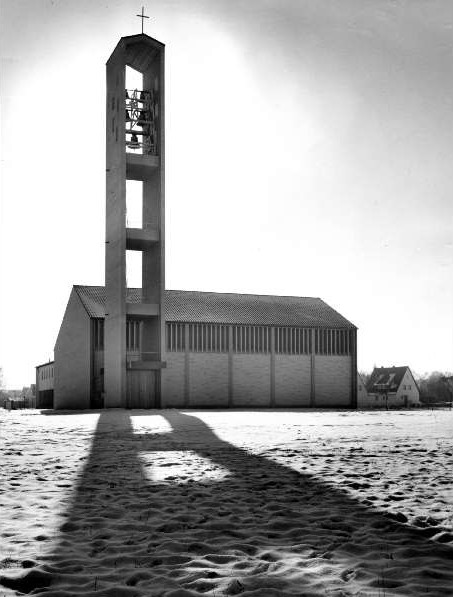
left=1, top=0, right=452, bottom=388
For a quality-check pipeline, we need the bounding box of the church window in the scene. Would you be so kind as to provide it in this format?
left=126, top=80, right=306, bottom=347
left=275, top=327, right=309, bottom=355
left=314, top=328, right=351, bottom=355
left=126, top=321, right=140, bottom=351
left=167, top=323, right=185, bottom=352
left=233, top=326, right=269, bottom=353
left=189, top=324, right=229, bottom=353
left=93, top=319, right=104, bottom=350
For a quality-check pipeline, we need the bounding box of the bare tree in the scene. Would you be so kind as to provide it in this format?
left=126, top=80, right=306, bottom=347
left=359, top=371, right=371, bottom=386
left=418, top=371, right=453, bottom=403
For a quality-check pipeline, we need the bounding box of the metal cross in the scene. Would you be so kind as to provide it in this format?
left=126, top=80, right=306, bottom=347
left=136, top=6, right=150, bottom=34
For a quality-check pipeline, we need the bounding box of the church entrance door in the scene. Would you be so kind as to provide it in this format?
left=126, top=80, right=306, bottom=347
left=126, top=370, right=156, bottom=409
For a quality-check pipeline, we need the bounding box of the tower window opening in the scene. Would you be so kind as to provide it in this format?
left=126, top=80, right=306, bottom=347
left=126, top=250, right=142, bottom=290
left=125, top=66, right=158, bottom=156
left=126, top=180, right=143, bottom=229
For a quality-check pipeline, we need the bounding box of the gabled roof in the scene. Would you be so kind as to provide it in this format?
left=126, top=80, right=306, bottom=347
left=35, top=361, right=55, bottom=370
left=121, top=33, right=164, bottom=45
left=366, top=366, right=412, bottom=393
left=73, top=286, right=356, bottom=329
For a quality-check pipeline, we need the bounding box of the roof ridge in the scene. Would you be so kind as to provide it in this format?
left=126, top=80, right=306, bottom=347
left=374, top=366, right=409, bottom=370
left=165, top=289, right=321, bottom=300
left=73, top=284, right=322, bottom=300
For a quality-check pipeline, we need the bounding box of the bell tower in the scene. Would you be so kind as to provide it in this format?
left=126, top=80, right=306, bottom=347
left=104, top=34, right=165, bottom=408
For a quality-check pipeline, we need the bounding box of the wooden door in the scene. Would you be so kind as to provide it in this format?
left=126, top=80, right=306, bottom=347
left=126, top=370, right=156, bottom=409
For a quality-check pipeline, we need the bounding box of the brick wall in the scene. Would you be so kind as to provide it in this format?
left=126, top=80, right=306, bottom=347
left=161, top=335, right=355, bottom=409
left=54, top=290, right=91, bottom=409
left=275, top=355, right=311, bottom=406
left=232, top=354, right=271, bottom=406
left=314, top=356, right=351, bottom=406
left=162, top=353, right=185, bottom=407
left=189, top=353, right=229, bottom=407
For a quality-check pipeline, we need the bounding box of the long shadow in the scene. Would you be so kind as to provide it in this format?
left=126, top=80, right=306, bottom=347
left=1, top=410, right=452, bottom=596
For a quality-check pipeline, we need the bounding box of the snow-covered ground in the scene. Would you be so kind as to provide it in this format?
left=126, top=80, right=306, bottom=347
left=1, top=408, right=452, bottom=596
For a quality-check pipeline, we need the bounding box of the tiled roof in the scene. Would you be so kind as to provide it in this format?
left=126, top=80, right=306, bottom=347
left=74, top=286, right=356, bottom=329
left=366, top=366, right=409, bottom=393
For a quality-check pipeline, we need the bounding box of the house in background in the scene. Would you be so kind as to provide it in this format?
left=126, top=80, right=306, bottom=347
left=35, top=361, right=54, bottom=408
left=357, top=373, right=369, bottom=407
left=366, top=366, right=420, bottom=408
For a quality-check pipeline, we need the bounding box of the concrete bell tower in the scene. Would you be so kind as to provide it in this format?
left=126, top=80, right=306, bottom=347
left=104, top=34, right=165, bottom=408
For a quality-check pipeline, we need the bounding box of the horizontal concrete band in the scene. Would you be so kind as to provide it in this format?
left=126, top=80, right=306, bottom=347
left=127, top=360, right=167, bottom=370
left=126, top=227, right=160, bottom=250
left=126, top=153, right=160, bottom=181
left=125, top=303, right=159, bottom=317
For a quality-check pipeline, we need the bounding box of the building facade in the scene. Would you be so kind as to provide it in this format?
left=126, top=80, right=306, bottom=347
left=365, top=366, right=420, bottom=408
left=49, top=33, right=358, bottom=410
left=35, top=361, right=54, bottom=408
left=53, top=286, right=357, bottom=409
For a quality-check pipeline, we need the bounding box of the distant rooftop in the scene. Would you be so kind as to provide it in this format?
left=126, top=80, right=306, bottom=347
left=367, top=366, right=411, bottom=393
left=74, top=286, right=356, bottom=329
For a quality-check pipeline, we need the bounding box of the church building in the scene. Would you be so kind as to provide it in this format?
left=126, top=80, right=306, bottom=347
left=52, top=33, right=358, bottom=410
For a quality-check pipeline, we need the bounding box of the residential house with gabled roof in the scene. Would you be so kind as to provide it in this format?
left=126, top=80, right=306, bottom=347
left=366, top=366, right=420, bottom=408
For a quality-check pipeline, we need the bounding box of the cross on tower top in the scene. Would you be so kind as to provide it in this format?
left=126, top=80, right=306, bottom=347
left=136, top=6, right=150, bottom=34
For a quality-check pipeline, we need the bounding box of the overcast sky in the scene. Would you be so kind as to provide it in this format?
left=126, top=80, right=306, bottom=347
left=1, top=0, right=452, bottom=388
